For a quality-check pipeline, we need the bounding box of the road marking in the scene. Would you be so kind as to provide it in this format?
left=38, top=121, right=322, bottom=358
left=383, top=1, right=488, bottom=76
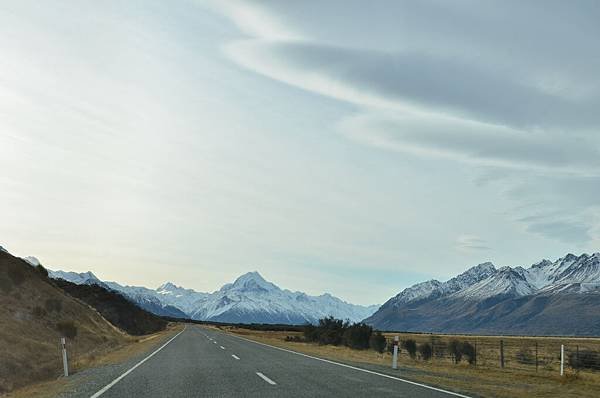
left=230, top=334, right=470, bottom=398
left=256, top=372, right=277, bottom=385
left=90, top=326, right=186, bottom=398
left=220, top=345, right=226, bottom=350
left=213, top=341, right=217, bottom=344
left=231, top=354, right=240, bottom=360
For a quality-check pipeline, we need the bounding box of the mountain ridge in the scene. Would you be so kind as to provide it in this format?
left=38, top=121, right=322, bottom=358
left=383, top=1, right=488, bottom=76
left=366, top=252, right=600, bottom=335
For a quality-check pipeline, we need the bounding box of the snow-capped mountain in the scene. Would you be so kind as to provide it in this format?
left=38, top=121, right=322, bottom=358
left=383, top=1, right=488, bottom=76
left=48, top=270, right=108, bottom=288
left=189, top=271, right=378, bottom=324
left=45, top=265, right=378, bottom=324
left=366, top=252, right=600, bottom=335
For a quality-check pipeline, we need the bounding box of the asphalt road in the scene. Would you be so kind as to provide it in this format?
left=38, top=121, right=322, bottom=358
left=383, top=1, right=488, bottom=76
left=86, top=325, right=469, bottom=398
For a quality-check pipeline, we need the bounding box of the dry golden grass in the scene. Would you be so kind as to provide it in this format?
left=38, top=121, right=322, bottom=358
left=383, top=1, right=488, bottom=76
left=7, top=323, right=184, bottom=398
left=222, top=327, right=600, bottom=398
left=0, top=257, right=130, bottom=393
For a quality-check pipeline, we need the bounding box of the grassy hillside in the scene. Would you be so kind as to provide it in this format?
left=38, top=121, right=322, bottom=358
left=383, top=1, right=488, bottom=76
left=53, top=279, right=167, bottom=335
left=0, top=250, right=128, bottom=393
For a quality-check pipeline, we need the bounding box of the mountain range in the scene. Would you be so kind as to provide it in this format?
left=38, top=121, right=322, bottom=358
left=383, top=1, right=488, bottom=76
left=365, top=252, right=600, bottom=335
left=40, top=263, right=378, bottom=324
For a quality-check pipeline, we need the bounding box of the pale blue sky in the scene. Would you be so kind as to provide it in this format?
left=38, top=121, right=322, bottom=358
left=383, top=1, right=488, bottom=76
left=1, top=0, right=599, bottom=304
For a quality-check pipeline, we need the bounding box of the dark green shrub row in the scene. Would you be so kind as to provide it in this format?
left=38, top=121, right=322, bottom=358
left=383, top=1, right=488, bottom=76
left=303, top=317, right=387, bottom=352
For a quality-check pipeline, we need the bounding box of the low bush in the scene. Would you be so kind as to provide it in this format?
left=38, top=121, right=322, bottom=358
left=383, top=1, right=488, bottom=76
left=462, top=342, right=476, bottom=365
left=32, top=306, right=47, bottom=318
left=56, top=321, right=78, bottom=339
left=449, top=340, right=476, bottom=364
left=568, top=350, right=600, bottom=370
left=343, top=323, right=372, bottom=350
left=402, top=339, right=417, bottom=359
left=419, top=342, right=433, bottom=361
left=369, top=331, right=387, bottom=353
left=284, top=335, right=303, bottom=342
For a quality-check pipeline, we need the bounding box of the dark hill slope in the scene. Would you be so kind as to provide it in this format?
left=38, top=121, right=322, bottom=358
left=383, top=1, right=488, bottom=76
left=54, top=279, right=167, bottom=335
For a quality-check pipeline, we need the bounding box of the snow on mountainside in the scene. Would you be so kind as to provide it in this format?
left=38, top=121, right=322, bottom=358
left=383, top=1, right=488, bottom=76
left=385, top=253, right=600, bottom=308
left=387, top=261, right=496, bottom=307
left=453, top=266, right=536, bottom=299
left=44, top=265, right=377, bottom=324
left=49, top=270, right=107, bottom=287
left=367, top=252, right=600, bottom=335
left=189, top=271, right=377, bottom=324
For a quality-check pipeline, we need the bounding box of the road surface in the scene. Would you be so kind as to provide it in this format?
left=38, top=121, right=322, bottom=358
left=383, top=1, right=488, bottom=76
left=84, top=325, right=469, bottom=398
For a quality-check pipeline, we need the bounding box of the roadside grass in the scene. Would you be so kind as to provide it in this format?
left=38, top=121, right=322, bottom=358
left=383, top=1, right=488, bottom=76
left=222, top=327, right=600, bottom=398
left=7, top=323, right=184, bottom=398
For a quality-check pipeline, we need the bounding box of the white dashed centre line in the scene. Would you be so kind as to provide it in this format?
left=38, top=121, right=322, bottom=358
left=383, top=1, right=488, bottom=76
left=256, top=372, right=277, bottom=385
left=231, top=354, right=240, bottom=360
left=220, top=346, right=225, bottom=350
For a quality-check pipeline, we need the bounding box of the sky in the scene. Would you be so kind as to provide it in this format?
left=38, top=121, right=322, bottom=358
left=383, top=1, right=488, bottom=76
left=1, top=0, right=599, bottom=305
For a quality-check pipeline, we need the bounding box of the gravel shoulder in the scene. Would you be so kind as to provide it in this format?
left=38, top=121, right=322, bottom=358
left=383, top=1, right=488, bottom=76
left=8, top=323, right=184, bottom=398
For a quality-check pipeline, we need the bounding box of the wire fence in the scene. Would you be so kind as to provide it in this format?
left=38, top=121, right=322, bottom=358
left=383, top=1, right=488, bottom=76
left=384, top=334, right=600, bottom=374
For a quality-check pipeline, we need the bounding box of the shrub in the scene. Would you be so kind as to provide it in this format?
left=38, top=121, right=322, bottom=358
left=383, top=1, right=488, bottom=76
left=369, top=331, right=387, bottom=353
left=316, top=317, right=347, bottom=346
left=568, top=350, right=600, bottom=370
left=402, top=339, right=417, bottom=359
left=449, top=340, right=476, bottom=364
left=419, top=342, right=433, bottom=361
left=56, top=321, right=78, bottom=339
left=343, top=323, right=372, bottom=350
left=448, top=340, right=462, bottom=363
left=285, top=335, right=303, bottom=342
left=44, top=298, right=62, bottom=313
left=32, top=306, right=47, bottom=318
left=461, top=342, right=476, bottom=365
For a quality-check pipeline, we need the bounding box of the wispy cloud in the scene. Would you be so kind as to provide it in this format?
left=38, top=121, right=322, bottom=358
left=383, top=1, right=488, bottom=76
left=455, top=235, right=492, bottom=253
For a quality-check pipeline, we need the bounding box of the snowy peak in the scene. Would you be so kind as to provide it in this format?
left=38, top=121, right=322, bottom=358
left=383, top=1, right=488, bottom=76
left=455, top=266, right=536, bottom=299
left=227, top=271, right=279, bottom=293
left=23, top=256, right=41, bottom=266
left=48, top=269, right=107, bottom=288
left=388, top=279, right=443, bottom=307
left=0, top=245, right=9, bottom=253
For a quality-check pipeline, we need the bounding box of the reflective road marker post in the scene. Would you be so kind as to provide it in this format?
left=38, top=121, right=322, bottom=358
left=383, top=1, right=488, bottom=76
left=392, top=336, right=399, bottom=370
left=560, top=344, right=564, bottom=376
left=61, top=337, right=69, bottom=377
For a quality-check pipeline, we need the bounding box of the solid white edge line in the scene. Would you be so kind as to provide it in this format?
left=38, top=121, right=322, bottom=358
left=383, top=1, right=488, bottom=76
left=90, top=326, right=187, bottom=398
left=230, top=333, right=470, bottom=398
left=231, top=354, right=240, bottom=360
left=256, top=372, right=277, bottom=385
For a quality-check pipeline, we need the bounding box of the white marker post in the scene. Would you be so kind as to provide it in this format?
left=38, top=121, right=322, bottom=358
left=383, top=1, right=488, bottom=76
left=392, top=336, right=399, bottom=370
left=560, top=344, right=564, bottom=376
left=61, top=337, right=69, bottom=377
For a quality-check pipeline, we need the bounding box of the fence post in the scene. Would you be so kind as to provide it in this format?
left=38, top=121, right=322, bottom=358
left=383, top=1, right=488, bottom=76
left=560, top=344, right=564, bottom=376
left=431, top=335, right=434, bottom=362
left=392, top=336, right=399, bottom=370
left=500, top=340, right=505, bottom=369
left=61, top=337, right=69, bottom=377
left=535, top=341, right=538, bottom=372
left=474, top=341, right=477, bottom=366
